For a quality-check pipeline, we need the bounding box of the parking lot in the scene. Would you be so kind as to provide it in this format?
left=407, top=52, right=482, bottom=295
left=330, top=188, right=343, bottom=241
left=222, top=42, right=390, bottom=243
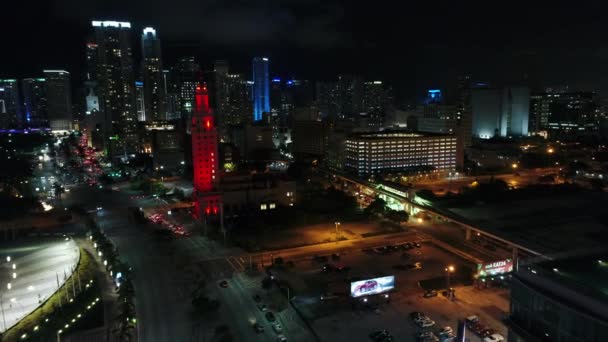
left=268, top=241, right=508, bottom=341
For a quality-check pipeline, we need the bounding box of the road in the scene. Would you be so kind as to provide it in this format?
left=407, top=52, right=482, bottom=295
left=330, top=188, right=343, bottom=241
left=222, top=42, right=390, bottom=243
left=412, top=167, right=563, bottom=194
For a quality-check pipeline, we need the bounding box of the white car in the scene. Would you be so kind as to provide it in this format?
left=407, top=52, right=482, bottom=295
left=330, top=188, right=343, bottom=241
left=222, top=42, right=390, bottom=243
left=418, top=319, right=436, bottom=328
left=272, top=323, right=283, bottom=333
left=484, top=333, right=504, bottom=342
left=276, top=334, right=288, bottom=342
left=440, top=326, right=453, bottom=334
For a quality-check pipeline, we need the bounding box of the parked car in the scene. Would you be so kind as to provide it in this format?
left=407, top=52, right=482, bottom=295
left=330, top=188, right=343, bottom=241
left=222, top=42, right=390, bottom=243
left=414, top=242, right=422, bottom=248
left=471, top=323, right=486, bottom=335
left=257, top=303, right=268, bottom=312
left=423, top=290, right=438, bottom=298
left=272, top=323, right=283, bottom=334
left=276, top=334, right=288, bottom=342
left=373, top=246, right=390, bottom=254
left=483, top=334, right=504, bottom=342
left=253, top=322, right=264, bottom=333
left=465, top=315, right=479, bottom=326
left=218, top=280, right=228, bottom=288
left=440, top=326, right=454, bottom=335
left=480, top=328, right=495, bottom=338
left=265, top=312, right=276, bottom=322
left=417, top=319, right=436, bottom=328
left=410, top=311, right=424, bottom=321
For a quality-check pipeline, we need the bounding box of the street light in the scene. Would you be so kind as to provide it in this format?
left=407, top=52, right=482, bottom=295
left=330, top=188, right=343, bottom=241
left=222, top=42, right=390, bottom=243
left=445, top=265, right=455, bottom=299
left=334, top=221, right=341, bottom=237
left=511, top=163, right=518, bottom=169
left=6, top=256, right=10, bottom=263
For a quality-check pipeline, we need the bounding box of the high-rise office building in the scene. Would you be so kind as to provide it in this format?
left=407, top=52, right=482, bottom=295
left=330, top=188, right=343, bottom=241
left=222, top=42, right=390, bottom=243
left=362, top=81, right=387, bottom=114
left=135, top=81, right=146, bottom=121
left=171, top=56, right=201, bottom=119
left=337, top=75, right=364, bottom=119
left=315, top=81, right=339, bottom=119
left=471, top=86, right=529, bottom=138
left=191, top=84, right=221, bottom=218
left=84, top=42, right=100, bottom=115
left=0, top=79, right=21, bottom=129
left=529, top=91, right=597, bottom=133
left=456, top=75, right=473, bottom=148
left=221, top=73, right=252, bottom=127
left=252, top=57, right=270, bottom=122
left=91, top=20, right=137, bottom=151
left=22, top=78, right=47, bottom=128
left=43, top=70, right=72, bottom=132
left=345, top=131, right=458, bottom=176
left=141, top=27, right=164, bottom=121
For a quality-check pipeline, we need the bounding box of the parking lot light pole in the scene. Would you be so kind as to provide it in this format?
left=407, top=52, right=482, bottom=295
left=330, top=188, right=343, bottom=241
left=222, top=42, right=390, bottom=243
left=334, top=221, right=341, bottom=238
left=445, top=265, right=455, bottom=299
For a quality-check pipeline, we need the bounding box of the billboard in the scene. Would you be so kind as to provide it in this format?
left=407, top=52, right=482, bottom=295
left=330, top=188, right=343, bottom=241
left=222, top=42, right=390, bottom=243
left=477, top=259, right=513, bottom=277
left=350, top=276, right=395, bottom=297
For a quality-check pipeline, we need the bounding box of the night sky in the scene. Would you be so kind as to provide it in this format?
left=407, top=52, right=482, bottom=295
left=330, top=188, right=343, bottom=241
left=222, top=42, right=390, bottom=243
left=3, top=1, right=608, bottom=102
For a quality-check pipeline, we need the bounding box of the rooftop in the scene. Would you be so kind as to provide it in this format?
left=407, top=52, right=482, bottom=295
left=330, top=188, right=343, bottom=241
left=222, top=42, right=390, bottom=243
left=446, top=191, right=608, bottom=256
left=538, top=254, right=608, bottom=299
left=350, top=130, right=453, bottom=140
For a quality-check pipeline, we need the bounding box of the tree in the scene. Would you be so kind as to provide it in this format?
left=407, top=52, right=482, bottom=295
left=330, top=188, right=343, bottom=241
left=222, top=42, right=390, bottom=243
left=365, top=197, right=387, bottom=217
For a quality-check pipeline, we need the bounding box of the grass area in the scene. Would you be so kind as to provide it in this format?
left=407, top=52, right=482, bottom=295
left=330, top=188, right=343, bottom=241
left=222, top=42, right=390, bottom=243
left=2, top=247, right=100, bottom=341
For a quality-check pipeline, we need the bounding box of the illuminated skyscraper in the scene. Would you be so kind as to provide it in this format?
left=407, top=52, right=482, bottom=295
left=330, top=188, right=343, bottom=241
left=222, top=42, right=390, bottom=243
left=135, top=81, right=145, bottom=121
left=22, top=78, right=47, bottom=128
left=91, top=20, right=137, bottom=152
left=0, top=79, right=21, bottom=129
left=171, top=56, right=201, bottom=119
left=141, top=27, right=165, bottom=121
left=43, top=70, right=72, bottom=132
left=84, top=42, right=100, bottom=115
left=191, top=83, right=220, bottom=218
left=252, top=57, right=270, bottom=121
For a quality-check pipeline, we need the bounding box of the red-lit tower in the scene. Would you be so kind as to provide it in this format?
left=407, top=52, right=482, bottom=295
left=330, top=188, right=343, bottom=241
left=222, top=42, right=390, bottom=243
left=191, top=83, right=221, bottom=218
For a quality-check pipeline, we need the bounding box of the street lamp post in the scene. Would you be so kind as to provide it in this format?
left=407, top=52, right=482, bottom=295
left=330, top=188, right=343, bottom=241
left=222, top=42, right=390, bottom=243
left=334, top=221, right=341, bottom=239
left=445, top=265, right=455, bottom=299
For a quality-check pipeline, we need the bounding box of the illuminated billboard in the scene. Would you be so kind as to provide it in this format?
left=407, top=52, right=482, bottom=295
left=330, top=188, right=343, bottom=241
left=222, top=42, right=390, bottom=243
left=477, top=259, right=513, bottom=277
left=350, top=276, right=395, bottom=297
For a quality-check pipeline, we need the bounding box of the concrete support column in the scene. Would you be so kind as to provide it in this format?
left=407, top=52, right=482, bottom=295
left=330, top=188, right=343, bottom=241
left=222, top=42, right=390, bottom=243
left=465, top=227, right=472, bottom=241
left=512, top=246, right=519, bottom=264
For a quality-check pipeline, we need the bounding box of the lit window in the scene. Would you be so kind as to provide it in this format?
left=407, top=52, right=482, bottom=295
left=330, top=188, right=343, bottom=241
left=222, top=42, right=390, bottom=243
left=260, top=204, right=267, bottom=210
left=269, top=203, right=276, bottom=209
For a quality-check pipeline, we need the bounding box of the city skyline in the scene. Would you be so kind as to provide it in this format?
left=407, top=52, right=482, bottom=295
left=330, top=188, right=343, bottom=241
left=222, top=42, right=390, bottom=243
left=3, top=2, right=608, bottom=99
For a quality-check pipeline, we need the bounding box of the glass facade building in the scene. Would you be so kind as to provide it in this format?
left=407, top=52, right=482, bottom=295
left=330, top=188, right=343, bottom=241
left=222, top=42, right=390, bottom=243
left=252, top=57, right=270, bottom=122
left=508, top=256, right=608, bottom=342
